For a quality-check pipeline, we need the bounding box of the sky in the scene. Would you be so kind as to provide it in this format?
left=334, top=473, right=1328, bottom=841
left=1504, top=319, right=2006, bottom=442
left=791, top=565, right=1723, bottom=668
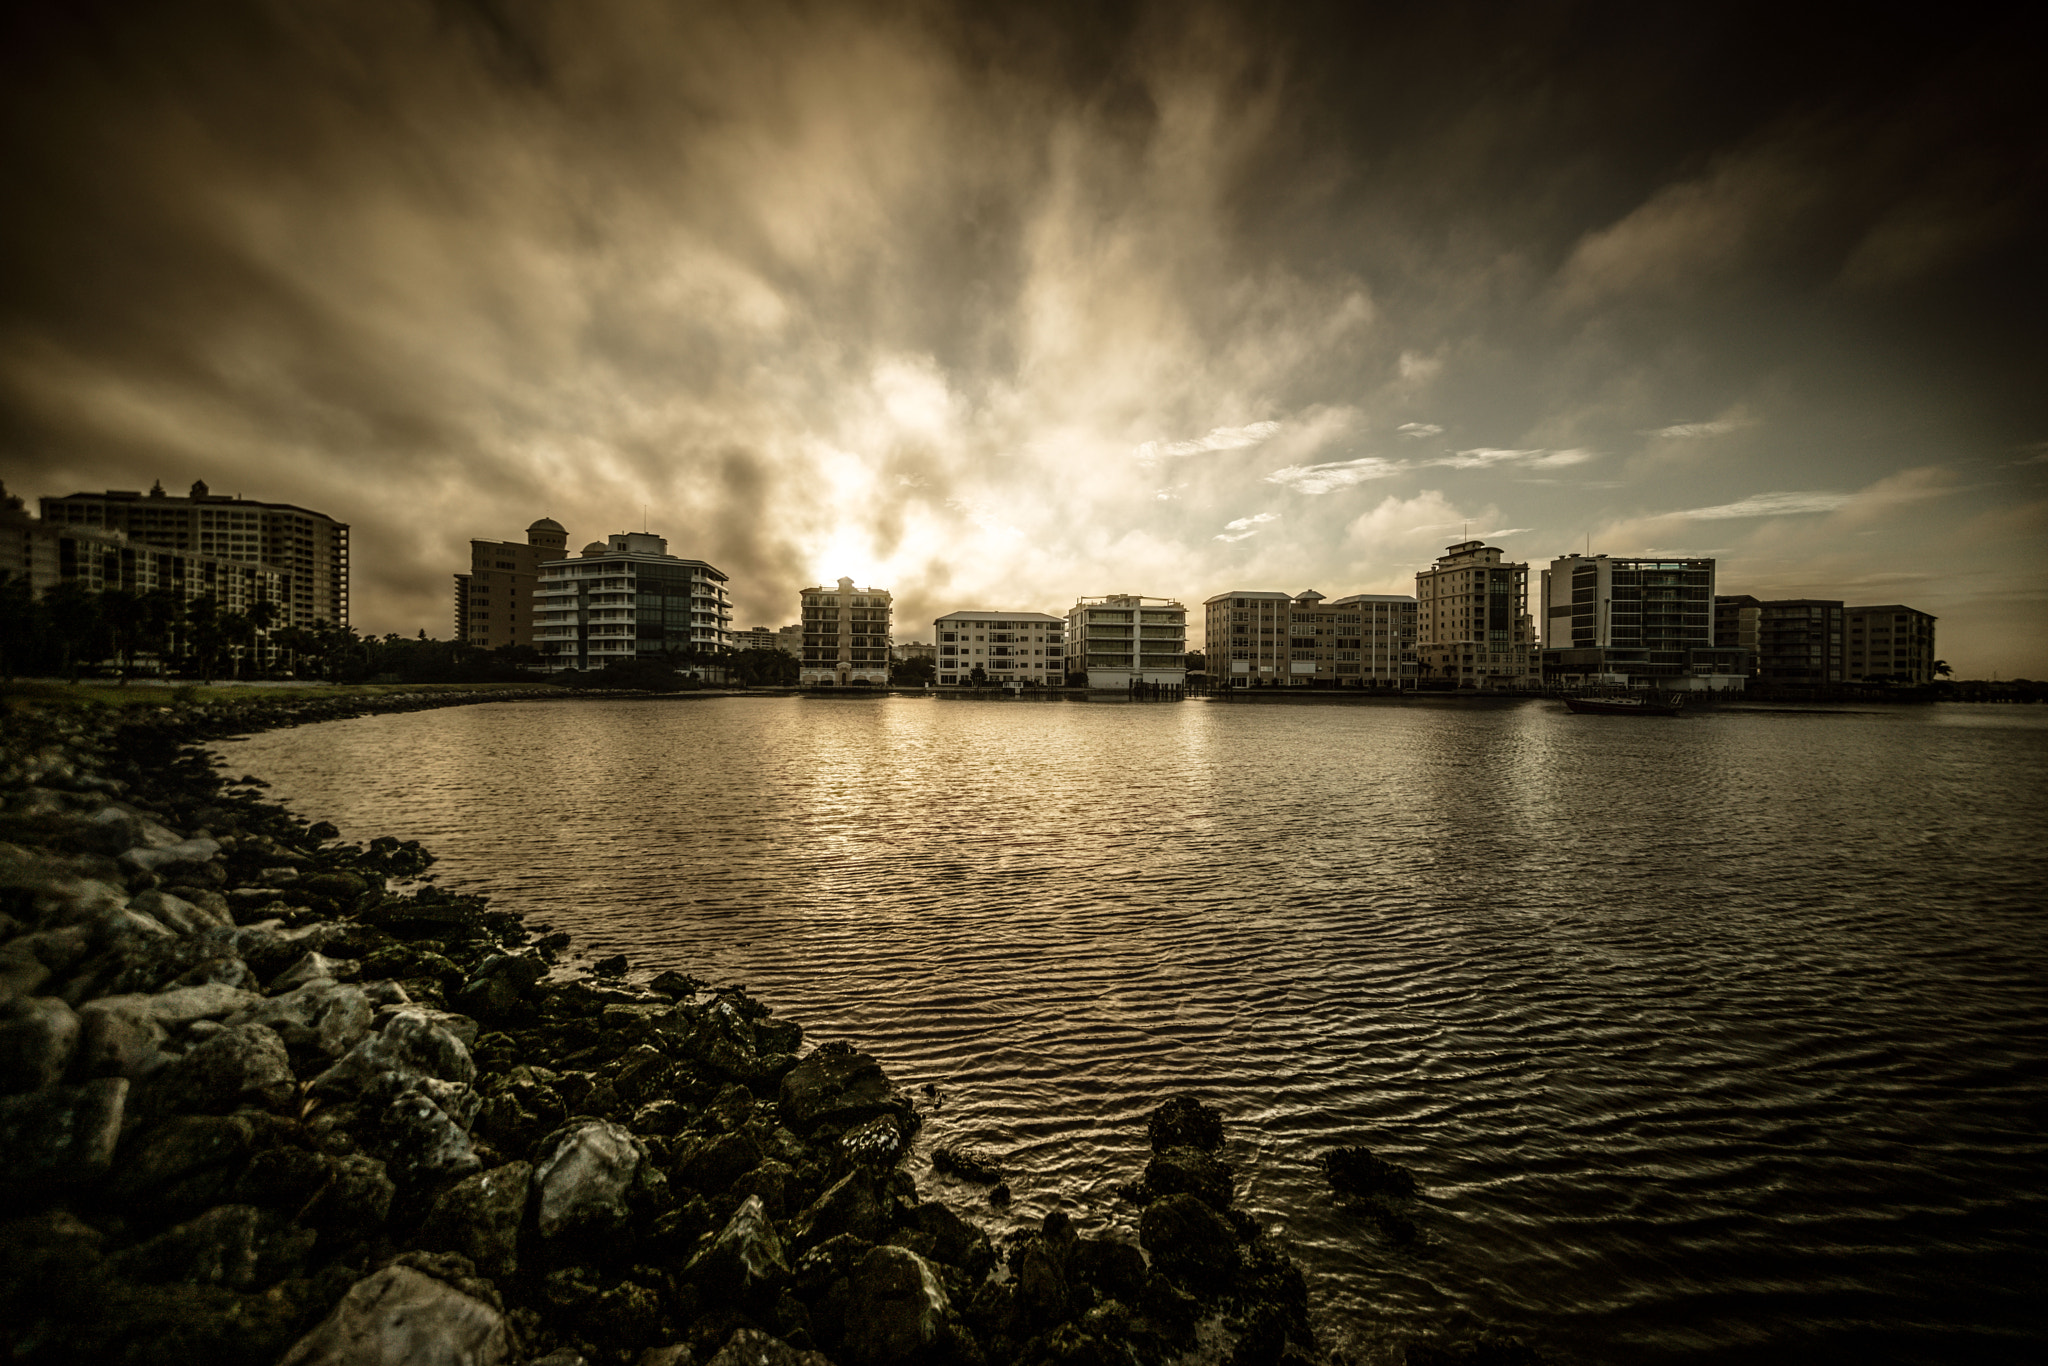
left=1, top=0, right=2043, bottom=673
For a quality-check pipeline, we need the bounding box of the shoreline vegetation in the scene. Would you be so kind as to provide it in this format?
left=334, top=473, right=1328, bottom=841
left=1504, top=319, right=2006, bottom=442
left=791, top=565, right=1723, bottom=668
left=0, top=684, right=1529, bottom=1366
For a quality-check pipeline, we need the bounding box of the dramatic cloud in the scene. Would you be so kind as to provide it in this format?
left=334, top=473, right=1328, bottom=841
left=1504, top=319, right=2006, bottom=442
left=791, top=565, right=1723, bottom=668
left=0, top=1, right=2040, bottom=671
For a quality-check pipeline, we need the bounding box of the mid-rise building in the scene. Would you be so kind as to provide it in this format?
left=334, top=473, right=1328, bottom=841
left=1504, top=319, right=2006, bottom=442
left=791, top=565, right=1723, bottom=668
left=729, top=626, right=783, bottom=652
left=1844, top=605, right=1937, bottom=684
left=1414, top=541, right=1537, bottom=688
left=1713, top=594, right=1762, bottom=654
left=1064, top=594, right=1186, bottom=689
left=1203, top=588, right=1415, bottom=687
left=800, top=577, right=892, bottom=686
left=933, top=613, right=1062, bottom=685
left=776, top=623, right=804, bottom=657
left=40, top=479, right=349, bottom=628
left=1752, top=599, right=1845, bottom=688
left=893, top=641, right=938, bottom=664
left=1536, top=553, right=1743, bottom=688
left=455, top=518, right=569, bottom=650
left=534, top=532, right=731, bottom=673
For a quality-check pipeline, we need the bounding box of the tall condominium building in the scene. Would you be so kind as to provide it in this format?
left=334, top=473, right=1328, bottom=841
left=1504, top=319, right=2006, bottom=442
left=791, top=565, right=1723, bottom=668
left=934, top=611, right=1063, bottom=685
left=1064, top=594, right=1186, bottom=689
left=1713, top=594, right=1762, bottom=654
left=534, top=532, right=731, bottom=673
left=1751, top=599, right=1845, bottom=687
left=454, top=517, right=569, bottom=650
left=40, top=480, right=349, bottom=628
left=1414, top=541, right=1537, bottom=688
left=729, top=626, right=783, bottom=652
left=800, top=577, right=892, bottom=686
left=1536, top=553, right=1744, bottom=688
left=1844, top=605, right=1937, bottom=684
left=1203, top=588, right=1416, bottom=687
left=776, top=623, right=804, bottom=657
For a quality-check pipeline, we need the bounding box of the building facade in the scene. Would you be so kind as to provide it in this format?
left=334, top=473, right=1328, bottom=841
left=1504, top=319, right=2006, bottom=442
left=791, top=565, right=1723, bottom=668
left=1536, top=553, right=1742, bottom=689
left=1064, top=594, right=1186, bottom=689
left=800, top=577, right=892, bottom=686
left=933, top=612, right=1062, bottom=685
left=1751, top=599, right=1845, bottom=688
left=533, top=533, right=731, bottom=674
left=729, top=627, right=783, bottom=652
left=893, top=641, right=938, bottom=664
left=454, top=517, right=569, bottom=651
left=1414, top=541, right=1537, bottom=687
left=1203, top=588, right=1416, bottom=687
left=40, top=480, right=349, bottom=629
left=1844, top=605, right=1937, bottom=684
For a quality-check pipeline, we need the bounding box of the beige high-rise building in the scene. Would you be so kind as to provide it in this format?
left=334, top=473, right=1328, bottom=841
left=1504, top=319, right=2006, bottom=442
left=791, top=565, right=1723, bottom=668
left=800, top=577, right=892, bottom=686
left=1414, top=540, right=1537, bottom=688
left=455, top=517, right=569, bottom=650
left=1064, top=594, right=1186, bottom=689
left=934, top=611, right=1063, bottom=685
left=1204, top=588, right=1416, bottom=687
left=535, top=532, right=732, bottom=674
left=1844, top=605, right=1937, bottom=684
left=40, top=479, right=349, bottom=629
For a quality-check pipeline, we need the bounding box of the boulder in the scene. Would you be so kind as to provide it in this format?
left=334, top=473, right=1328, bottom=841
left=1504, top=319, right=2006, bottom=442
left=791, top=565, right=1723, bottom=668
left=278, top=1264, right=515, bottom=1366
left=376, top=1076, right=483, bottom=1184
left=70, top=1000, right=172, bottom=1080
left=0, top=995, right=79, bottom=1092
left=271, top=951, right=361, bottom=992
left=776, top=1045, right=911, bottom=1134
left=152, top=1021, right=295, bottom=1113
left=304, top=1153, right=396, bottom=1232
left=686, top=1194, right=791, bottom=1302
left=842, top=1244, right=950, bottom=1365
left=108, top=1201, right=315, bottom=1290
left=533, top=1118, right=644, bottom=1238
left=0, top=1075, right=126, bottom=1194
left=309, top=1009, right=476, bottom=1099
left=676, top=1128, right=764, bottom=1195
left=1321, top=1144, right=1421, bottom=1200
left=128, top=887, right=232, bottom=934
left=417, top=1162, right=533, bottom=1278
left=672, top=995, right=763, bottom=1080
left=83, top=983, right=261, bottom=1029
left=1138, top=1192, right=1240, bottom=1293
left=929, top=1143, right=1001, bottom=1184
left=1144, top=1144, right=1235, bottom=1210
left=106, top=1112, right=261, bottom=1215
left=228, top=979, right=374, bottom=1059
left=1146, top=1094, right=1225, bottom=1152
left=792, top=1169, right=891, bottom=1249
left=119, top=837, right=222, bottom=878
left=705, top=1327, right=833, bottom=1366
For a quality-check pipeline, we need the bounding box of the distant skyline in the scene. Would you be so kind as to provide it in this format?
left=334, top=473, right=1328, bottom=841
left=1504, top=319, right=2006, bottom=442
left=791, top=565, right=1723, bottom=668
left=2, top=2, right=2042, bottom=672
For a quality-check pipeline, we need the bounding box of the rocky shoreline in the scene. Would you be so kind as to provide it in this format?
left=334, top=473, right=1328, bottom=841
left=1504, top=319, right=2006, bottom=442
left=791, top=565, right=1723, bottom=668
left=0, top=689, right=1323, bottom=1366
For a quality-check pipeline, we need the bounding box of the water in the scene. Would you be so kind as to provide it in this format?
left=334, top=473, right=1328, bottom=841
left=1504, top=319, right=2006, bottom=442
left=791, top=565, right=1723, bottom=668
left=214, top=696, right=2048, bottom=1363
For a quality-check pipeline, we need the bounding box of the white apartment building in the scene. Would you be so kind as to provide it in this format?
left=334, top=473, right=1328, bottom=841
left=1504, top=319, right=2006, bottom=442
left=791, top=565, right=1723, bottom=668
left=1065, top=594, right=1187, bottom=689
left=1203, top=588, right=1416, bottom=687
left=533, top=532, right=732, bottom=674
left=800, top=577, right=892, bottom=686
left=934, top=612, right=1063, bottom=686
left=1414, top=540, right=1538, bottom=688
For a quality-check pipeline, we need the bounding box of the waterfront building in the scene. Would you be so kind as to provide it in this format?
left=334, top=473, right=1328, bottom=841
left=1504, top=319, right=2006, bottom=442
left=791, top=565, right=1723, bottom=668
left=0, top=482, right=58, bottom=591
left=893, top=641, right=938, bottom=664
left=1064, top=594, right=1186, bottom=689
left=454, top=518, right=569, bottom=651
left=729, top=626, right=783, bottom=652
left=776, top=623, right=804, bottom=657
left=800, top=577, right=892, bottom=686
left=1713, top=594, right=1762, bottom=655
left=533, top=532, right=731, bottom=674
left=1414, top=541, right=1537, bottom=688
left=933, top=613, right=1062, bottom=686
left=1845, top=605, right=1937, bottom=684
left=1750, top=599, right=1845, bottom=687
left=1535, top=553, right=1741, bottom=689
left=40, top=480, right=349, bottom=628
left=1203, top=588, right=1416, bottom=687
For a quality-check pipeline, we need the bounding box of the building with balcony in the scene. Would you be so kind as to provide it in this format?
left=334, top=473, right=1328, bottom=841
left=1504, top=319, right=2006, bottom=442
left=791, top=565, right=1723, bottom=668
left=533, top=532, right=731, bottom=674
left=1535, top=554, right=1742, bottom=689
left=800, top=577, right=892, bottom=686
left=933, top=612, right=1062, bottom=685
left=454, top=517, right=569, bottom=650
left=1414, top=541, right=1537, bottom=688
left=1845, top=605, right=1937, bottom=684
left=1746, top=599, right=1845, bottom=688
left=1203, top=588, right=1416, bottom=687
left=39, top=479, right=349, bottom=628
left=1064, top=594, right=1186, bottom=689
left=729, top=626, right=783, bottom=652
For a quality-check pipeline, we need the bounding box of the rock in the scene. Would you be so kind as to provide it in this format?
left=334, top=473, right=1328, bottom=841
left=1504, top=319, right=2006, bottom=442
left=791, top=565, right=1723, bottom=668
left=792, top=1170, right=891, bottom=1249
left=83, top=982, right=261, bottom=1029
left=776, top=1045, right=911, bottom=1134
left=152, top=1021, right=295, bottom=1113
left=377, top=1076, right=484, bottom=1183
left=838, top=1113, right=913, bottom=1169
left=592, top=954, right=630, bottom=977
left=706, top=1327, right=833, bottom=1366
left=108, top=1201, right=315, bottom=1290
left=119, top=837, right=222, bottom=878
left=278, top=1263, right=515, bottom=1366
left=0, top=1076, right=126, bottom=1196
left=731, top=1158, right=801, bottom=1220
left=905, top=1201, right=993, bottom=1280
left=687, top=1194, right=792, bottom=1302
left=533, top=1118, right=643, bottom=1238
left=128, top=887, right=232, bottom=934
left=1013, top=1236, right=1068, bottom=1328
left=0, top=939, right=53, bottom=1006
left=309, top=1009, right=476, bottom=1099
left=674, top=995, right=764, bottom=1080
left=1322, top=1145, right=1421, bottom=1200
left=0, top=995, right=79, bottom=1092
left=89, top=804, right=182, bottom=853
left=417, top=1162, right=532, bottom=1279
left=372, top=1004, right=480, bottom=1048
left=676, top=1128, right=764, bottom=1195
left=631, top=1097, right=688, bottom=1136
left=1146, top=1094, right=1225, bottom=1152
left=1144, top=1144, right=1235, bottom=1210
left=70, top=1000, right=172, bottom=1080
left=272, top=951, right=360, bottom=991
left=842, top=1244, right=950, bottom=1365
left=230, top=978, right=375, bottom=1059
left=586, top=1278, right=663, bottom=1349
left=305, top=1153, right=396, bottom=1231
left=930, top=1143, right=1001, bottom=1184
left=1138, top=1192, right=1241, bottom=1293
left=106, top=1113, right=260, bottom=1214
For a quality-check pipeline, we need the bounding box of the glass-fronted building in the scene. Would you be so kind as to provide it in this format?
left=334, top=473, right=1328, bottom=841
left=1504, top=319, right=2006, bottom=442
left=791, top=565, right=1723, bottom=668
left=534, top=532, right=731, bottom=673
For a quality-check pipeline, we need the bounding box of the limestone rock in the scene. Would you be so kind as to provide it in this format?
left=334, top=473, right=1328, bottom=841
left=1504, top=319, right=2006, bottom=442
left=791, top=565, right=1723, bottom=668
left=309, top=1009, right=476, bottom=1099
left=1144, top=1144, right=1235, bottom=1210
left=108, top=1200, right=315, bottom=1290
left=417, top=1162, right=532, bottom=1278
left=119, top=837, right=222, bottom=878
left=706, top=1327, right=833, bottom=1366
left=0, top=995, right=79, bottom=1092
left=70, top=1000, right=172, bottom=1080
left=228, top=979, right=374, bottom=1059
left=792, top=1169, right=890, bottom=1249
left=128, top=887, right=232, bottom=934
left=153, top=1021, right=295, bottom=1113
left=776, top=1044, right=911, bottom=1135
left=271, top=951, right=361, bottom=992
left=687, top=1194, right=791, bottom=1301
left=83, top=982, right=261, bottom=1029
left=533, top=1118, right=643, bottom=1238
left=1138, top=1192, right=1241, bottom=1292
left=278, top=1263, right=514, bottom=1366
left=0, top=1075, right=127, bottom=1192
left=1146, top=1094, right=1225, bottom=1152
left=842, top=1244, right=950, bottom=1365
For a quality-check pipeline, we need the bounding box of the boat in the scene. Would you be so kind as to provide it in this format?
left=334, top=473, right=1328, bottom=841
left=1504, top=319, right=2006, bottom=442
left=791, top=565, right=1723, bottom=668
left=1564, top=695, right=1684, bottom=716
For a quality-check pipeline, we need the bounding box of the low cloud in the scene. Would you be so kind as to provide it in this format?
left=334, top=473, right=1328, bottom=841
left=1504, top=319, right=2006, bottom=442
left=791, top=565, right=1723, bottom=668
left=1671, top=491, right=1853, bottom=519
left=1397, top=422, right=1443, bottom=438
left=1136, top=421, right=1283, bottom=465
left=1641, top=419, right=1753, bottom=439
left=1215, top=512, right=1281, bottom=542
